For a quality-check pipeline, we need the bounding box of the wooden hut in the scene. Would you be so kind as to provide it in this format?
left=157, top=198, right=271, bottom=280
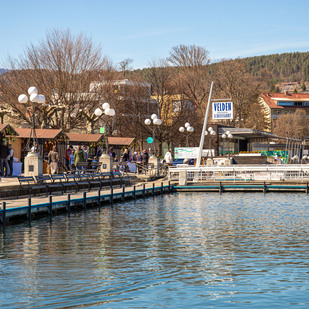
left=13, top=128, right=69, bottom=172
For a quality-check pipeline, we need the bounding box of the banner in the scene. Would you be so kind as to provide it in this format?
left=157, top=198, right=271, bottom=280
left=174, top=147, right=214, bottom=159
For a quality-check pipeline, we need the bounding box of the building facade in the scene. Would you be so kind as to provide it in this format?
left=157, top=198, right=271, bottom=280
left=258, top=92, right=309, bottom=132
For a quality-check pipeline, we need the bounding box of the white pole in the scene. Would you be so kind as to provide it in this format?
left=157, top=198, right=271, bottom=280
left=196, top=81, right=214, bottom=168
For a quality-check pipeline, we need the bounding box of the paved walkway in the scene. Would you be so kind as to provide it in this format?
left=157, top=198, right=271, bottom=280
left=0, top=176, right=19, bottom=187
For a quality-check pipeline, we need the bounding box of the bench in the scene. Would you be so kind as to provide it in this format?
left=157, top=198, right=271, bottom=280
left=76, top=162, right=90, bottom=172
left=35, top=175, right=62, bottom=196
left=17, top=176, right=37, bottom=198
left=51, top=174, right=78, bottom=194
left=87, top=162, right=102, bottom=172
left=64, top=174, right=79, bottom=193
left=112, top=171, right=125, bottom=187
left=77, top=173, right=93, bottom=191
left=90, top=172, right=111, bottom=189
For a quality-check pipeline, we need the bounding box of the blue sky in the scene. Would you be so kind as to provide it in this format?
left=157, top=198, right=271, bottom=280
left=1, top=0, right=309, bottom=69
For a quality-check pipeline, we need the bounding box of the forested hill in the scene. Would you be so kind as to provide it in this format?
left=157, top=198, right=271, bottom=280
left=242, top=51, right=309, bottom=82
left=135, top=51, right=309, bottom=83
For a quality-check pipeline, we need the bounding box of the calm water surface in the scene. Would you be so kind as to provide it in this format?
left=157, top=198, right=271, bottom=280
left=1, top=193, right=309, bottom=308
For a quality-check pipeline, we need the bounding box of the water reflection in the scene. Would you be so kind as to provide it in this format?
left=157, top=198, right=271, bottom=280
left=0, top=193, right=309, bottom=308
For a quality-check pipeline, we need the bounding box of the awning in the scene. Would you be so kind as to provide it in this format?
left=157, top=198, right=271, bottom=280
left=66, top=133, right=104, bottom=143
left=15, top=128, right=67, bottom=139
left=218, top=127, right=284, bottom=139
left=108, top=137, right=134, bottom=145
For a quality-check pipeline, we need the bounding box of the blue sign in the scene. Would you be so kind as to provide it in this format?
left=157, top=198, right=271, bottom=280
left=147, top=137, right=153, bottom=144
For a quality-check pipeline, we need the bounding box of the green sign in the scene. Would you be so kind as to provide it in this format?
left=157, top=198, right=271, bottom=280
left=147, top=137, right=153, bottom=144
left=100, top=127, right=105, bottom=134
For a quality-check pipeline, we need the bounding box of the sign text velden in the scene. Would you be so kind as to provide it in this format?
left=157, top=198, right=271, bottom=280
left=212, top=102, right=233, bottom=120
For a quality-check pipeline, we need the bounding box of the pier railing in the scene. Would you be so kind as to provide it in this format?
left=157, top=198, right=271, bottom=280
left=168, top=165, right=309, bottom=182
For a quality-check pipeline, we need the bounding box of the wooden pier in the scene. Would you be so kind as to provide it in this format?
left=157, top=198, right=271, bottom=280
left=0, top=181, right=172, bottom=226
left=1, top=179, right=309, bottom=226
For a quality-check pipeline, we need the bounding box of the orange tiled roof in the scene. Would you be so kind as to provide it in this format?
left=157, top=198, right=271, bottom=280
left=66, top=134, right=134, bottom=145
left=15, top=128, right=65, bottom=139
left=108, top=137, right=134, bottom=145
left=66, top=133, right=104, bottom=143
left=260, top=92, right=309, bottom=109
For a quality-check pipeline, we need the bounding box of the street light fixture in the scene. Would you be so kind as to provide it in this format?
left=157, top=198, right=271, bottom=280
left=204, top=127, right=216, bottom=158
left=94, top=102, right=116, bottom=153
left=18, top=86, right=46, bottom=153
left=222, top=130, right=233, bottom=158
left=145, top=113, right=162, bottom=155
left=179, top=122, right=194, bottom=147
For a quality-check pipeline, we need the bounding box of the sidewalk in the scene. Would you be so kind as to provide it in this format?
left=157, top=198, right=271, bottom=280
left=0, top=176, right=19, bottom=187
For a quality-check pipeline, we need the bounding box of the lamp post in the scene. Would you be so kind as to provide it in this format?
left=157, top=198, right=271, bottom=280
left=18, top=87, right=45, bottom=152
left=145, top=113, right=162, bottom=156
left=222, top=131, right=233, bottom=158
left=0, top=106, right=8, bottom=124
left=205, top=127, right=216, bottom=158
left=18, top=86, right=45, bottom=176
left=179, top=122, right=194, bottom=147
left=95, top=102, right=116, bottom=174
left=93, top=102, right=115, bottom=153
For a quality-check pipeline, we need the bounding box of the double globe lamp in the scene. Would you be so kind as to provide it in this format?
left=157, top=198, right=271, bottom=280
left=18, top=86, right=46, bottom=153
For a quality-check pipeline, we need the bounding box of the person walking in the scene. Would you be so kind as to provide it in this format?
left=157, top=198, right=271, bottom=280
left=7, top=144, right=14, bottom=176
left=74, top=146, right=85, bottom=172
left=69, top=148, right=75, bottom=172
left=82, top=145, right=89, bottom=162
left=48, top=145, right=59, bottom=175
left=141, top=149, right=149, bottom=174
left=164, top=149, right=173, bottom=164
left=0, top=141, right=9, bottom=177
left=136, top=151, right=142, bottom=174
left=65, top=145, right=74, bottom=169
left=109, top=147, right=117, bottom=161
left=122, top=149, right=129, bottom=162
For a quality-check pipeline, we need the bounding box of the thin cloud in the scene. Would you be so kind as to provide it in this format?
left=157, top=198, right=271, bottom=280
left=215, top=41, right=309, bottom=59
left=121, top=27, right=186, bottom=41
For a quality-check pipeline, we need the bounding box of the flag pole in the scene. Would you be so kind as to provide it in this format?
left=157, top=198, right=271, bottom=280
left=196, top=81, right=214, bottom=168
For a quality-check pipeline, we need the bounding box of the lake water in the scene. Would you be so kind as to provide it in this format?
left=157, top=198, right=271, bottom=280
left=1, top=192, right=309, bottom=308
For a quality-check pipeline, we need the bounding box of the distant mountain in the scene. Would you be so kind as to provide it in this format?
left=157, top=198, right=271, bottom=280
left=0, top=68, right=8, bottom=74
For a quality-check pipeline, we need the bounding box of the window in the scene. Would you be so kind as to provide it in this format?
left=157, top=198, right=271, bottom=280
left=172, top=100, right=181, bottom=112
left=277, top=101, right=293, bottom=106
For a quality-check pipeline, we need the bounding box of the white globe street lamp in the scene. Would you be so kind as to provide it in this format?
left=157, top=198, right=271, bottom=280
left=206, top=126, right=217, bottom=158
left=96, top=102, right=116, bottom=152
left=18, top=86, right=46, bottom=153
left=222, top=131, right=233, bottom=157
left=179, top=122, right=194, bottom=147
left=145, top=114, right=162, bottom=155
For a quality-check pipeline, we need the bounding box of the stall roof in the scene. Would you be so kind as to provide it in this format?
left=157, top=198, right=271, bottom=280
left=66, top=133, right=104, bottom=143
left=66, top=134, right=134, bottom=145
left=15, top=128, right=65, bottom=139
left=108, top=137, right=134, bottom=145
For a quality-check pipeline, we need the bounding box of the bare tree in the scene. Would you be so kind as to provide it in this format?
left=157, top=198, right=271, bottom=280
left=273, top=109, right=308, bottom=139
left=0, top=29, right=110, bottom=131
left=119, top=58, right=133, bottom=77
left=213, top=59, right=266, bottom=130
left=167, top=44, right=211, bottom=117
